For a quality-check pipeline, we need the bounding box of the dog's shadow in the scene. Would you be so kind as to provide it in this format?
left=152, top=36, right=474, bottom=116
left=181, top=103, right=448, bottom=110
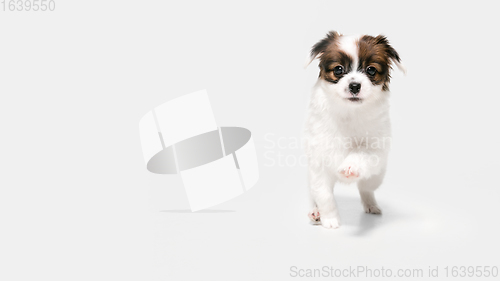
left=335, top=195, right=401, bottom=236
left=159, top=209, right=235, bottom=213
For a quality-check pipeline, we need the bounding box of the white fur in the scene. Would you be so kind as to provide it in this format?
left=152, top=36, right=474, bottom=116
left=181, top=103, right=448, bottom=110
left=304, top=36, right=395, bottom=229
left=338, top=35, right=360, bottom=68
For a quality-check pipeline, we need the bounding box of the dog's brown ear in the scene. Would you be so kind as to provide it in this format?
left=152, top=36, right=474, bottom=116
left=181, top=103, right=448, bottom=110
left=374, top=35, right=406, bottom=75
left=304, top=31, right=341, bottom=68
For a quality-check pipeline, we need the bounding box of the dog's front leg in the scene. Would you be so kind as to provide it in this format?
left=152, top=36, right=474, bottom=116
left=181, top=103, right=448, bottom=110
left=337, top=150, right=386, bottom=181
left=309, top=167, right=340, bottom=229
left=337, top=151, right=387, bottom=214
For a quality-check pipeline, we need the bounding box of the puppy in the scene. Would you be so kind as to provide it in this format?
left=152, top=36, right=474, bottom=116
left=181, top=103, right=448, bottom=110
left=304, top=31, right=404, bottom=229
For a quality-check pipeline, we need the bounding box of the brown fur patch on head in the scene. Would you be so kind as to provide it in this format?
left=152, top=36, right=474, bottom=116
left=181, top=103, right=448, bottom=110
left=310, top=31, right=353, bottom=84
left=358, top=35, right=401, bottom=91
left=319, top=50, right=354, bottom=84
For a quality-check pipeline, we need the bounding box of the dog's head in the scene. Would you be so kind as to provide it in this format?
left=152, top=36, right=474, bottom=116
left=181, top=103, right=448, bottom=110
left=307, top=31, right=404, bottom=104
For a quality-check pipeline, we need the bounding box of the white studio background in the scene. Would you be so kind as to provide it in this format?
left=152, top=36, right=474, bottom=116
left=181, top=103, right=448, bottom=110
left=1, top=1, right=499, bottom=280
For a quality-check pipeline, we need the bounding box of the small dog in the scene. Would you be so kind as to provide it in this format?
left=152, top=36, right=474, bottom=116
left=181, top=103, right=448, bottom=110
left=304, top=31, right=404, bottom=229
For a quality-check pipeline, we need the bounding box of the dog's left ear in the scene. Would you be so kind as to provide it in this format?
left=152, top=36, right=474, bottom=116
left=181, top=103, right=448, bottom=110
left=375, top=35, right=406, bottom=75
left=304, top=31, right=340, bottom=68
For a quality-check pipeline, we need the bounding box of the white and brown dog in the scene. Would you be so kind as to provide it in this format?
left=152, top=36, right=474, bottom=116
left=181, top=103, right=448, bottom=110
left=304, top=31, right=405, bottom=229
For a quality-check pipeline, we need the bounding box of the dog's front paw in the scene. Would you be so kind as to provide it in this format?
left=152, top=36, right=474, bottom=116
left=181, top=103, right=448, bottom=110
left=321, top=216, right=340, bottom=229
left=308, top=208, right=321, bottom=224
left=338, top=165, right=360, bottom=179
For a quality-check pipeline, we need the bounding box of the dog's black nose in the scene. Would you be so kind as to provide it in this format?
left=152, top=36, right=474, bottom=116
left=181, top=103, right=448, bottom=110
left=349, top=82, right=361, bottom=95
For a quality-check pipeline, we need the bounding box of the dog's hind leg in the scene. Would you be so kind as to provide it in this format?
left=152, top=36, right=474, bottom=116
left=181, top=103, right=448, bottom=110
left=357, top=171, right=385, bottom=214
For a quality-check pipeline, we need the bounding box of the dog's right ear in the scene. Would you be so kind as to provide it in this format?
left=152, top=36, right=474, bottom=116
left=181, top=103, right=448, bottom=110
left=304, top=31, right=340, bottom=69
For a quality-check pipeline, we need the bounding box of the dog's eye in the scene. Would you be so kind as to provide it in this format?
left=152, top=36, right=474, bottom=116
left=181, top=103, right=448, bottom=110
left=333, top=66, right=344, bottom=76
left=366, top=66, right=377, bottom=76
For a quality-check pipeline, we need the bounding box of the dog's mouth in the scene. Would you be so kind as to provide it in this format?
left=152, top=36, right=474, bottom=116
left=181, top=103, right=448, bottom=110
left=347, top=97, right=362, bottom=102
